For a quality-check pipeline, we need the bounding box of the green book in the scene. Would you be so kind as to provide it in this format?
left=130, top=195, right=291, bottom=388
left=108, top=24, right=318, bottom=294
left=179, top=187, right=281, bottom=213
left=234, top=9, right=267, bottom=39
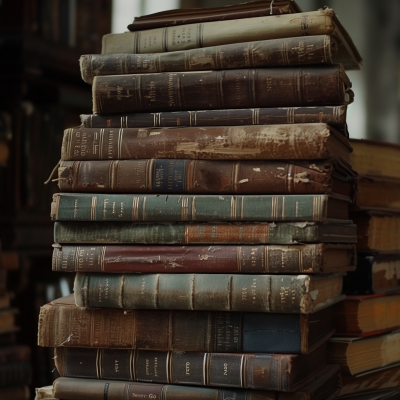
left=51, top=193, right=350, bottom=222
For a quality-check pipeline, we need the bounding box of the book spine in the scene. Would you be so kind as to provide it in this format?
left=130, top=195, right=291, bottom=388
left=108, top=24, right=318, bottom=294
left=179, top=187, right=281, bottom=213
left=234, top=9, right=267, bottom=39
left=92, top=66, right=351, bottom=114
left=74, top=272, right=309, bottom=313
left=0, top=362, right=32, bottom=387
left=80, top=106, right=348, bottom=129
left=51, top=193, right=332, bottom=223
left=81, top=36, right=333, bottom=84
left=51, top=243, right=325, bottom=274
left=101, top=10, right=336, bottom=54
left=53, top=221, right=357, bottom=245
left=38, top=303, right=310, bottom=353
left=57, top=159, right=336, bottom=194
left=61, top=124, right=345, bottom=161
left=55, top=348, right=306, bottom=391
left=53, top=377, right=269, bottom=400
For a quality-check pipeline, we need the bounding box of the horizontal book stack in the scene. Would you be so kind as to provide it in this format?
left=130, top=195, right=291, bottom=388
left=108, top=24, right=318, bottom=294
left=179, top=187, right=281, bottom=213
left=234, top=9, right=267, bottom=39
left=0, top=245, right=31, bottom=400
left=328, top=140, right=400, bottom=399
left=37, top=1, right=363, bottom=399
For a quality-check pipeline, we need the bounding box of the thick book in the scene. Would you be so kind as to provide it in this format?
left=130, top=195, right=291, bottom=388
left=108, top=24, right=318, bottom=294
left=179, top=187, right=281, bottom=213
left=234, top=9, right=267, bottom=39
left=127, top=1, right=303, bottom=31
left=349, top=139, right=400, bottom=181
left=52, top=365, right=341, bottom=400
left=343, top=252, right=400, bottom=294
left=38, top=294, right=335, bottom=354
left=333, top=293, right=400, bottom=337
left=54, top=344, right=327, bottom=391
left=79, top=105, right=348, bottom=132
left=50, top=193, right=351, bottom=223
left=102, top=9, right=362, bottom=70
left=92, top=66, right=353, bottom=114
left=351, top=211, right=400, bottom=252
left=52, top=243, right=356, bottom=274
left=353, top=176, right=400, bottom=212
left=74, top=272, right=344, bottom=314
left=327, top=330, right=400, bottom=376
left=61, top=123, right=352, bottom=162
left=57, top=158, right=355, bottom=196
left=53, top=221, right=358, bottom=245
left=81, top=36, right=337, bottom=84
left=340, top=364, right=400, bottom=397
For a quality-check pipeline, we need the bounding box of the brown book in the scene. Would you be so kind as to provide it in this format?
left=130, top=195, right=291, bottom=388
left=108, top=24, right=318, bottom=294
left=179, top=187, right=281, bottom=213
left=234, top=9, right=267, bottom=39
left=102, top=9, right=361, bottom=70
left=73, top=272, right=345, bottom=314
left=81, top=36, right=337, bottom=84
left=79, top=106, right=349, bottom=135
left=51, top=364, right=341, bottom=400
left=353, top=176, right=400, bottom=212
left=0, top=345, right=30, bottom=364
left=334, top=292, right=400, bottom=336
left=57, top=158, right=355, bottom=196
left=52, top=243, right=356, bottom=274
left=54, top=344, right=327, bottom=392
left=127, top=0, right=303, bottom=31
left=0, top=308, right=19, bottom=335
left=0, top=251, right=19, bottom=270
left=92, top=65, right=353, bottom=114
left=61, top=123, right=352, bottom=163
left=328, top=330, right=400, bottom=376
left=340, top=364, right=400, bottom=397
left=38, top=294, right=334, bottom=354
left=349, top=139, right=400, bottom=180
left=344, top=252, right=400, bottom=295
left=351, top=211, right=400, bottom=252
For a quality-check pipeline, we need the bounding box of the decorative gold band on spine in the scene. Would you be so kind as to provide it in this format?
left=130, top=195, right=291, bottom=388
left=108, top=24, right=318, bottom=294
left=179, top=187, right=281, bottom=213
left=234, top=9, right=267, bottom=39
left=204, top=353, right=210, bottom=386
left=74, top=247, right=80, bottom=271
left=90, top=196, right=97, bottom=221
left=132, top=197, right=140, bottom=221
left=129, top=349, right=134, bottom=381
left=166, top=351, right=171, bottom=384
left=264, top=245, right=269, bottom=273
left=271, top=196, right=279, bottom=220
left=282, top=196, right=286, bottom=220
left=298, top=248, right=304, bottom=272
left=181, top=197, right=189, bottom=221
left=231, top=196, right=237, bottom=220
left=240, top=354, right=245, bottom=388
left=100, top=246, right=106, bottom=272
left=237, top=246, right=242, bottom=273
left=313, top=195, right=322, bottom=221
left=118, top=129, right=123, bottom=159
left=287, top=107, right=295, bottom=124
left=99, top=129, right=104, bottom=159
left=283, top=39, right=289, bottom=65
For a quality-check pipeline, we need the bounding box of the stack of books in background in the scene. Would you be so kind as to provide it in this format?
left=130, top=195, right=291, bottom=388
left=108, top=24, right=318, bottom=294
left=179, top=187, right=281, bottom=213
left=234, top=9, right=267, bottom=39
left=0, top=245, right=31, bottom=400
left=328, top=139, right=400, bottom=399
left=35, top=1, right=365, bottom=399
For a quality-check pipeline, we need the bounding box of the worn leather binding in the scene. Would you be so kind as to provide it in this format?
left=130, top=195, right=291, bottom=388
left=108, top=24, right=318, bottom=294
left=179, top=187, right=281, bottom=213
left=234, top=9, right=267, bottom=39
left=81, top=36, right=336, bottom=84
left=51, top=365, right=341, bottom=400
left=53, top=221, right=358, bottom=245
left=57, top=158, right=355, bottom=196
left=128, top=1, right=303, bottom=31
left=54, top=343, right=327, bottom=391
left=102, top=9, right=362, bottom=70
left=38, top=295, right=335, bottom=353
left=50, top=193, right=351, bottom=223
left=92, top=66, right=353, bottom=114
left=80, top=106, right=348, bottom=133
left=51, top=243, right=356, bottom=274
left=73, top=272, right=344, bottom=314
left=61, top=123, right=352, bottom=162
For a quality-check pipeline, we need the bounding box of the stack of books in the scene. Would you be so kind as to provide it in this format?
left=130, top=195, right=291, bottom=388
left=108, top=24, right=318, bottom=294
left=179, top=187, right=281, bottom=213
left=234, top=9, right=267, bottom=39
left=328, top=140, right=400, bottom=399
left=0, top=246, right=31, bottom=400
left=36, top=1, right=363, bottom=399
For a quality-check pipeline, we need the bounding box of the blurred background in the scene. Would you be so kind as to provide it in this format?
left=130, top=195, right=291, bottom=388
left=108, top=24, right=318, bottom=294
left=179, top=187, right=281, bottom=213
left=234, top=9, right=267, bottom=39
left=0, top=0, right=399, bottom=396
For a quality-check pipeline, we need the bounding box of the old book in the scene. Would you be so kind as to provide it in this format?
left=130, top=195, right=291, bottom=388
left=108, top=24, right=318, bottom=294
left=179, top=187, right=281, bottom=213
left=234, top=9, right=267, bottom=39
left=51, top=364, right=341, bottom=400
left=74, top=272, right=344, bottom=314
left=327, top=330, right=400, bottom=375
left=340, top=364, right=400, bottom=397
left=51, top=193, right=351, bottom=223
left=349, top=139, right=400, bottom=180
left=61, top=123, right=352, bottom=162
left=334, top=293, right=400, bottom=336
left=127, top=0, right=302, bottom=31
left=102, top=9, right=361, bottom=70
left=81, top=36, right=337, bottom=84
left=57, top=158, right=355, bottom=196
left=0, top=345, right=30, bottom=364
left=52, top=243, right=356, bottom=274
left=343, top=252, right=400, bottom=295
left=53, top=221, right=358, bottom=245
left=54, top=344, right=327, bottom=391
left=92, top=66, right=353, bottom=114
left=353, top=176, right=400, bottom=212
left=351, top=211, right=400, bottom=252
left=79, top=105, right=348, bottom=132
left=38, top=294, right=335, bottom=354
